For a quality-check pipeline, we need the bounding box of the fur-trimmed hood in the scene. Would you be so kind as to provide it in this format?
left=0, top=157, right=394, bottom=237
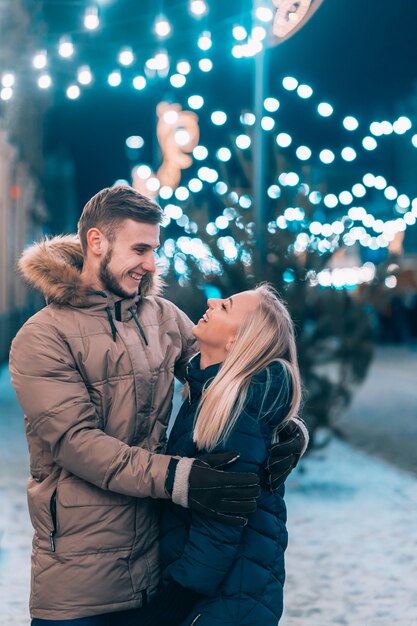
left=18, top=235, right=162, bottom=306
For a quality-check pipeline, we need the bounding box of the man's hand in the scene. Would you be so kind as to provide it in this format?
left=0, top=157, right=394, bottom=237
left=171, top=452, right=260, bottom=526
left=265, top=420, right=308, bottom=490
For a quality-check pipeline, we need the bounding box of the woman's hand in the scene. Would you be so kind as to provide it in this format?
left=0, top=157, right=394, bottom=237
left=266, top=421, right=307, bottom=490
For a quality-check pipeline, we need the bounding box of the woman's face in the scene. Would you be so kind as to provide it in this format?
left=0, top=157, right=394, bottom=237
left=193, top=290, right=260, bottom=352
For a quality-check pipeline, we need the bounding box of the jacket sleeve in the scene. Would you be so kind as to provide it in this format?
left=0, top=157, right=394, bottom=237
left=9, top=321, right=172, bottom=500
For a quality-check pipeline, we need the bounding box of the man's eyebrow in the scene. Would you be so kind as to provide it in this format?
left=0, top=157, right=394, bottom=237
left=131, top=243, right=159, bottom=250
left=228, top=297, right=233, bottom=308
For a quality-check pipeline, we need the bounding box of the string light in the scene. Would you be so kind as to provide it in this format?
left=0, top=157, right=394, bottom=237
left=235, top=134, right=251, bottom=149
left=255, top=6, right=274, bottom=22
left=77, top=66, right=93, bottom=85
left=232, top=25, right=247, bottom=41
left=84, top=6, right=99, bottom=30
left=133, top=75, right=147, bottom=90
left=189, top=0, right=208, bottom=17
left=198, top=58, right=213, bottom=72
left=198, top=32, right=212, bottom=51
left=33, top=51, right=47, bottom=70
left=177, top=60, right=191, bottom=75
left=211, top=111, right=227, bottom=125
left=0, top=87, right=13, bottom=101
left=66, top=84, right=81, bottom=99
left=154, top=15, right=172, bottom=39
left=170, top=74, right=186, bottom=88
left=188, top=95, right=204, bottom=109
left=108, top=70, right=122, bottom=87
left=118, top=47, right=135, bottom=66
left=58, top=36, right=74, bottom=59
left=38, top=74, right=52, bottom=89
left=317, top=102, right=333, bottom=117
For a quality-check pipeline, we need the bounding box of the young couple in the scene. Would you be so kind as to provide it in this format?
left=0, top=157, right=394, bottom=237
left=10, top=186, right=308, bottom=626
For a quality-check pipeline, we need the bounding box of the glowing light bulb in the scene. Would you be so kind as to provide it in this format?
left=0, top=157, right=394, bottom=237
left=118, top=47, right=135, bottom=66
left=264, top=97, right=279, bottom=112
left=276, top=133, right=292, bottom=148
left=255, top=6, right=274, bottom=22
left=236, top=135, right=251, bottom=149
left=133, top=76, right=146, bottom=90
left=38, top=74, right=52, bottom=89
left=343, top=116, right=359, bottom=131
left=319, top=149, right=335, bottom=164
left=1, top=72, right=15, bottom=87
left=66, top=84, right=81, bottom=100
left=297, top=84, right=313, bottom=99
left=188, top=95, right=204, bottom=109
left=233, top=25, right=247, bottom=41
left=341, top=147, right=357, bottom=161
left=317, top=102, right=333, bottom=117
left=59, top=37, right=74, bottom=59
left=108, top=70, right=122, bottom=87
left=84, top=6, right=99, bottom=30
left=282, top=76, right=298, bottom=90
left=198, top=32, right=212, bottom=51
left=154, top=15, right=172, bottom=39
left=170, top=74, right=186, bottom=88
left=77, top=65, right=93, bottom=85
left=177, top=60, right=191, bottom=75
left=33, top=51, right=47, bottom=70
left=198, top=58, right=213, bottom=72
left=296, top=145, right=311, bottom=160
left=211, top=111, right=227, bottom=125
left=189, top=0, right=208, bottom=17
left=126, top=136, right=144, bottom=149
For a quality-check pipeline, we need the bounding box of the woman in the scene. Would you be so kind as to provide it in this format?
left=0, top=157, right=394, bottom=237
left=135, top=284, right=307, bottom=626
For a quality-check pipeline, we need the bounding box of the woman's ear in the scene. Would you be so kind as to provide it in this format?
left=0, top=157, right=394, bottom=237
left=225, top=338, right=235, bottom=352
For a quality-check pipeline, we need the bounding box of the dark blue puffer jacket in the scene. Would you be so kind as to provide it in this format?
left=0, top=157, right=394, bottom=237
left=160, top=354, right=291, bottom=626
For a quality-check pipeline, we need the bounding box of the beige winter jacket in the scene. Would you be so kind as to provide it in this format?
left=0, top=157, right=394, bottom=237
left=9, top=235, right=196, bottom=620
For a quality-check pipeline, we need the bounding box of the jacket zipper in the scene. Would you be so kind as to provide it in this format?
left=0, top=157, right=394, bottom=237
left=190, top=615, right=201, bottom=626
left=49, top=489, right=57, bottom=552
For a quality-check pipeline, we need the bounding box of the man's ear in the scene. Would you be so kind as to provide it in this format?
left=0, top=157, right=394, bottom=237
left=86, top=228, right=107, bottom=256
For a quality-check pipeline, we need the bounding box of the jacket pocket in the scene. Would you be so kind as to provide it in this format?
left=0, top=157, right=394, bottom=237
left=49, top=489, right=57, bottom=552
left=55, top=478, right=135, bottom=553
left=58, top=478, right=131, bottom=507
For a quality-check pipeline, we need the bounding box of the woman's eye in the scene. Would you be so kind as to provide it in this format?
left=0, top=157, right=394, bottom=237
left=221, top=303, right=227, bottom=311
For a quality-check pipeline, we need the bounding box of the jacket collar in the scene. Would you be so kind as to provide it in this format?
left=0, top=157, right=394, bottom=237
left=186, top=353, right=221, bottom=403
left=18, top=234, right=163, bottom=313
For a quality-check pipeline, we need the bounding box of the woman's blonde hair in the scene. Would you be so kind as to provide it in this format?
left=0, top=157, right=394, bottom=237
left=193, top=283, right=307, bottom=453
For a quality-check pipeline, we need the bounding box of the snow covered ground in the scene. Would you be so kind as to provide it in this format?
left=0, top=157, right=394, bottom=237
left=282, top=440, right=417, bottom=626
left=1, top=356, right=417, bottom=625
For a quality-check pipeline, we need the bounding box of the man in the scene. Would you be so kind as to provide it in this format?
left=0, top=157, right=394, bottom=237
left=10, top=186, right=305, bottom=625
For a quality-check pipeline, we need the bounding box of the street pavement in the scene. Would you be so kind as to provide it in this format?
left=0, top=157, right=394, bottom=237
left=0, top=345, right=416, bottom=625
left=334, top=344, right=417, bottom=475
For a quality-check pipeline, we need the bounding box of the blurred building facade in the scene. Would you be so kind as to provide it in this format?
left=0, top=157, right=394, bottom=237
left=0, top=1, right=47, bottom=361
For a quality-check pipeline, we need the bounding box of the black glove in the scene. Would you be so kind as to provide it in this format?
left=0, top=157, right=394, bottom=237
left=122, top=581, right=201, bottom=626
left=171, top=452, right=260, bottom=526
left=265, top=421, right=307, bottom=491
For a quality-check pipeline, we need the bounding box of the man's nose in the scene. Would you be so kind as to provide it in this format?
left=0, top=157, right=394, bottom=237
left=142, top=251, right=156, bottom=273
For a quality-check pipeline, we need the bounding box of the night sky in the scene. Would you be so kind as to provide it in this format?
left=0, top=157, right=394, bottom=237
left=41, top=0, right=417, bottom=208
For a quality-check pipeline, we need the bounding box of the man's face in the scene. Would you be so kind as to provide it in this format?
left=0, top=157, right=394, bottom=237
left=99, top=219, right=160, bottom=298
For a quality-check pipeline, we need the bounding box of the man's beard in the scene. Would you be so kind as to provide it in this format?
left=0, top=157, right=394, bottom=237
left=99, top=248, right=139, bottom=299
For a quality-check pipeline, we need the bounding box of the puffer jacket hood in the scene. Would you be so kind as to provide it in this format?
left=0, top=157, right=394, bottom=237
left=18, top=234, right=163, bottom=306
left=10, top=235, right=197, bottom=620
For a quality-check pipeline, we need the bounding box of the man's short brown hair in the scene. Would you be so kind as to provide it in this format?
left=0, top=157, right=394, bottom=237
left=77, top=186, right=163, bottom=254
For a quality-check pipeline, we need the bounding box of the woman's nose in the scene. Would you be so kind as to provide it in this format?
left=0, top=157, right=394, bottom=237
left=207, top=298, right=216, bottom=309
